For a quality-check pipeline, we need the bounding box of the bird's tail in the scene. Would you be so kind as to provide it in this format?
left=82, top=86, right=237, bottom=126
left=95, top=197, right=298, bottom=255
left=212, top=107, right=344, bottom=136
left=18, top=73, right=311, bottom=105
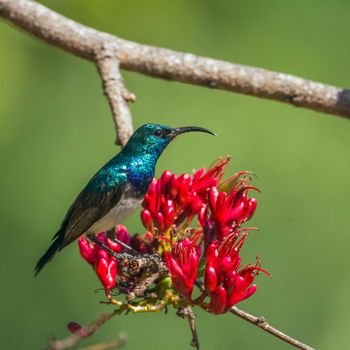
left=34, top=231, right=64, bottom=276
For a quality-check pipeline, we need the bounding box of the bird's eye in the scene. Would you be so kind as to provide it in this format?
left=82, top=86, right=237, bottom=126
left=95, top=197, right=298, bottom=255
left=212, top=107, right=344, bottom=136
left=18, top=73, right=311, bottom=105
left=154, top=130, right=162, bottom=137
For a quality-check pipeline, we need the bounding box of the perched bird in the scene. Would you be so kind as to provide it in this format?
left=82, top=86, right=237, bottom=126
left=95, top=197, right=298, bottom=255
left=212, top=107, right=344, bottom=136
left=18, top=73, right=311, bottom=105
left=35, top=123, right=215, bottom=275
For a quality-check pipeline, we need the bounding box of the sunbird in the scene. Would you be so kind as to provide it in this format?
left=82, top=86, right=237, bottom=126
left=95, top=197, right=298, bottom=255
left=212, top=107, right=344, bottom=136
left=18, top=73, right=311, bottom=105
left=35, top=123, right=215, bottom=275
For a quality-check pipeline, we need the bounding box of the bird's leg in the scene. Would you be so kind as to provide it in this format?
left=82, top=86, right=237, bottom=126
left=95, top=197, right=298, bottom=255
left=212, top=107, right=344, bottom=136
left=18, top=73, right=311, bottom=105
left=106, top=229, right=141, bottom=256
left=113, top=237, right=140, bottom=255
left=90, top=236, right=132, bottom=261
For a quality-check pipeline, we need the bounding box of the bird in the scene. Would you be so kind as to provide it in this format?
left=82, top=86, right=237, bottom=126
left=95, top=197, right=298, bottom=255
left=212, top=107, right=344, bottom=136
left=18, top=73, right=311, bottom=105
left=34, top=123, right=215, bottom=275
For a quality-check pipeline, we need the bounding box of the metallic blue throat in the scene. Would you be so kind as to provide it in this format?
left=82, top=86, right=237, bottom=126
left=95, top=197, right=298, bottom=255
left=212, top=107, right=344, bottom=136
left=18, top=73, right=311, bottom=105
left=126, top=154, right=156, bottom=197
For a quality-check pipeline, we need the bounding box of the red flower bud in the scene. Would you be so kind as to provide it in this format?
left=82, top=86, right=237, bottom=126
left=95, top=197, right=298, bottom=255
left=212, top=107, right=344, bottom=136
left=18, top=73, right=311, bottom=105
left=154, top=212, right=164, bottom=231
left=106, top=237, right=121, bottom=253
left=141, top=209, right=153, bottom=232
left=244, top=198, right=257, bottom=222
left=67, top=322, right=91, bottom=338
left=168, top=174, right=179, bottom=198
left=178, top=174, right=191, bottom=204
left=95, top=257, right=117, bottom=292
left=115, top=225, right=130, bottom=245
left=78, top=237, right=95, bottom=265
left=204, top=265, right=218, bottom=294
left=208, top=285, right=227, bottom=315
left=163, top=199, right=175, bottom=228
left=160, top=170, right=172, bottom=187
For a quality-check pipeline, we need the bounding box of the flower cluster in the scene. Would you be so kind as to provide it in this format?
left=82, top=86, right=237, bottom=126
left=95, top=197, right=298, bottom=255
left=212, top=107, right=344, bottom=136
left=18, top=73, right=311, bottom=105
left=78, top=226, right=129, bottom=293
left=78, top=156, right=269, bottom=315
left=141, top=158, right=229, bottom=234
left=204, top=234, right=268, bottom=314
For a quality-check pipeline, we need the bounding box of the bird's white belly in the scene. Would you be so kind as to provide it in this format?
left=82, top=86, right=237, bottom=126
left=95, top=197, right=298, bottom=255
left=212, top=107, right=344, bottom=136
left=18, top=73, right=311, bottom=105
left=87, top=196, right=142, bottom=234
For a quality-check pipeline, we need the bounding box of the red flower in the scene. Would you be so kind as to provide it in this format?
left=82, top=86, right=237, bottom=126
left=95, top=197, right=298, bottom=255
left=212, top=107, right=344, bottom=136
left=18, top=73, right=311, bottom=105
left=191, top=157, right=230, bottom=197
left=165, top=238, right=200, bottom=299
left=141, top=157, right=230, bottom=234
left=204, top=233, right=268, bottom=314
left=78, top=225, right=130, bottom=293
left=199, top=178, right=258, bottom=241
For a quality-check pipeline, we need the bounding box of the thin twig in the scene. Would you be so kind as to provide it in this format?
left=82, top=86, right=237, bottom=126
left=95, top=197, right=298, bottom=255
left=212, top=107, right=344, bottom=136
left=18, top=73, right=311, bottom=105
left=79, top=333, right=127, bottom=350
left=95, top=44, right=135, bottom=146
left=0, top=0, right=350, bottom=126
left=230, top=306, right=315, bottom=350
left=194, top=280, right=313, bottom=350
left=46, top=312, right=119, bottom=350
left=177, top=306, right=200, bottom=350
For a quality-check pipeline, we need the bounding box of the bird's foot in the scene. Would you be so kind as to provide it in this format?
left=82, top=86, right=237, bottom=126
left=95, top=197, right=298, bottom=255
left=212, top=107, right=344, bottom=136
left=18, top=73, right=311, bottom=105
left=106, top=229, right=140, bottom=256
left=90, top=236, right=132, bottom=261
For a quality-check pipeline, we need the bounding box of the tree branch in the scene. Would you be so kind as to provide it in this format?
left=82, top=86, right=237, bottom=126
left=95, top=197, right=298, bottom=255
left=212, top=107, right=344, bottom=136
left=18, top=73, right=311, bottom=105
left=193, top=279, right=314, bottom=350
left=95, top=44, right=135, bottom=146
left=0, top=0, right=349, bottom=130
left=46, top=312, right=126, bottom=350
left=230, top=306, right=315, bottom=350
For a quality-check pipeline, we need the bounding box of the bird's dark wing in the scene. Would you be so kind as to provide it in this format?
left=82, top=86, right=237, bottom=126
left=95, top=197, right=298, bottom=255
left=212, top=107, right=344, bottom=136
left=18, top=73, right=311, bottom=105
left=59, top=183, right=126, bottom=248
left=35, top=172, right=127, bottom=275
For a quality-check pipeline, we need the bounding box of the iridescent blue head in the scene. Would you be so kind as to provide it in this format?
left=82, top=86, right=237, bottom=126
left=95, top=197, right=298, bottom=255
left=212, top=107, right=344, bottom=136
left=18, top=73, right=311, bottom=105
left=122, top=123, right=215, bottom=158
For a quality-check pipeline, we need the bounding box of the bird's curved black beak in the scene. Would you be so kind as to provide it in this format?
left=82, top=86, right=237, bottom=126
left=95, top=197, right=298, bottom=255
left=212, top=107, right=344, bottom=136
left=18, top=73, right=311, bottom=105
left=171, top=126, right=216, bottom=139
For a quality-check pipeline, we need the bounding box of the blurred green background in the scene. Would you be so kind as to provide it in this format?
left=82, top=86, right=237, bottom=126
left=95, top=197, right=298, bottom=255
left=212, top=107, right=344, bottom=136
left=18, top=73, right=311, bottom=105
left=1, top=0, right=350, bottom=349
